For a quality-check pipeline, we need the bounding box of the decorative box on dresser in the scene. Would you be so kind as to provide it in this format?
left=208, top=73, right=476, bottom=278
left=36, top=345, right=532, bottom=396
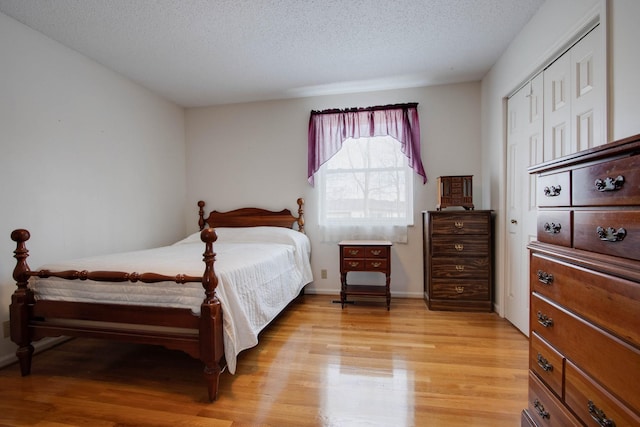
left=522, top=134, right=640, bottom=427
left=422, top=210, right=493, bottom=311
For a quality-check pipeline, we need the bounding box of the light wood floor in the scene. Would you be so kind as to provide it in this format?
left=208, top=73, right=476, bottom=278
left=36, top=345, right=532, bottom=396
left=0, top=295, right=529, bottom=426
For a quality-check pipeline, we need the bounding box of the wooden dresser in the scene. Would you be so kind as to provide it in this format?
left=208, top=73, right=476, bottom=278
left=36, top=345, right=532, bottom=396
left=422, top=210, right=493, bottom=311
left=522, top=135, right=640, bottom=426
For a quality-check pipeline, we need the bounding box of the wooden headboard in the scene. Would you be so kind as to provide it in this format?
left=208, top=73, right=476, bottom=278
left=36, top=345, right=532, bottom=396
left=198, top=198, right=305, bottom=233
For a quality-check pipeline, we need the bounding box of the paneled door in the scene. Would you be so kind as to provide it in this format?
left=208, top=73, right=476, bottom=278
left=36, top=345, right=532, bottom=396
left=504, top=22, right=605, bottom=335
left=505, top=73, right=543, bottom=335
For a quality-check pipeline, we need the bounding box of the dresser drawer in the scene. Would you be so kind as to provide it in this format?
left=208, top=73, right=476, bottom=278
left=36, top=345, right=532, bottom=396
left=537, top=210, right=572, bottom=247
left=364, top=259, right=388, bottom=271
left=573, top=210, right=640, bottom=261
left=572, top=153, right=640, bottom=206
left=565, top=360, right=640, bottom=427
left=531, top=293, right=640, bottom=410
left=430, top=257, right=489, bottom=279
left=342, top=246, right=365, bottom=258
left=530, top=252, right=640, bottom=347
left=430, top=213, right=490, bottom=235
left=530, top=332, right=563, bottom=398
left=431, top=236, right=489, bottom=256
left=527, top=371, right=582, bottom=427
left=430, top=279, right=489, bottom=300
left=537, top=171, right=571, bottom=207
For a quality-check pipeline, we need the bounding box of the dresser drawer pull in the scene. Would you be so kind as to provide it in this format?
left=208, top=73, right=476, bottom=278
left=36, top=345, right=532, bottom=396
left=543, top=222, right=562, bottom=234
left=533, top=399, right=550, bottom=420
left=455, top=265, right=465, bottom=271
left=348, top=249, right=361, bottom=256
left=371, top=262, right=382, bottom=268
left=454, top=243, right=464, bottom=251
left=455, top=286, right=465, bottom=293
left=370, top=249, right=382, bottom=256
left=536, top=270, right=554, bottom=285
left=536, top=312, right=554, bottom=328
left=454, top=221, right=464, bottom=229
left=536, top=353, right=553, bottom=372
left=347, top=261, right=360, bottom=268
left=543, top=185, right=562, bottom=197
left=595, top=175, right=625, bottom=192
left=596, top=226, right=627, bottom=242
left=588, top=400, right=616, bottom=427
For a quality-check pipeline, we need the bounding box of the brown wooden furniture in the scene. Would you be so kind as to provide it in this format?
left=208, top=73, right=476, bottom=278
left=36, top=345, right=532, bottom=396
left=521, top=135, right=640, bottom=426
left=436, top=175, right=474, bottom=210
left=339, top=240, right=392, bottom=310
left=9, top=198, right=305, bottom=402
left=422, top=210, right=493, bottom=311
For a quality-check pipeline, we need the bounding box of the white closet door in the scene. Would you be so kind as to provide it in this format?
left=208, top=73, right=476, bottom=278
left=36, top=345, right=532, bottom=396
left=505, top=73, right=543, bottom=335
left=544, top=24, right=605, bottom=161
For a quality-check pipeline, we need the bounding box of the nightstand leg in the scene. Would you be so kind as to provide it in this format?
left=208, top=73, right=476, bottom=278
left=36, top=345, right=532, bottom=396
left=386, top=274, right=391, bottom=310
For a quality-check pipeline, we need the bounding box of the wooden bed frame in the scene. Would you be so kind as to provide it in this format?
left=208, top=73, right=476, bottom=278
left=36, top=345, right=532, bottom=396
left=9, top=198, right=305, bottom=402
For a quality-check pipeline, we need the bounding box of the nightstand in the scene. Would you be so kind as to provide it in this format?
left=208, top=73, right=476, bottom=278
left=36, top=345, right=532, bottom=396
left=339, top=240, right=392, bottom=310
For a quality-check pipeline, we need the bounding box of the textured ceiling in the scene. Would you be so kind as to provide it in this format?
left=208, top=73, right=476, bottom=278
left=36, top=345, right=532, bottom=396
left=0, top=0, right=544, bottom=107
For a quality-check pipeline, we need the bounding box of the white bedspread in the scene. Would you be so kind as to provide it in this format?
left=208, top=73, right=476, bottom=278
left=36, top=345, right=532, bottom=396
left=30, top=227, right=313, bottom=374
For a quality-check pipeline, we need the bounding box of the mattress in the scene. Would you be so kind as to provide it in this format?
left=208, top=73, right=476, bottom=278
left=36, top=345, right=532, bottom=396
left=29, top=226, right=313, bottom=374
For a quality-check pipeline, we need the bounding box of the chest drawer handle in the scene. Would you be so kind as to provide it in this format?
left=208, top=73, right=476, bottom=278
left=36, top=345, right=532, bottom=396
left=536, top=270, right=554, bottom=285
left=595, top=175, right=625, bottom=192
left=533, top=399, right=550, bottom=420
left=455, top=286, right=465, bottom=293
left=455, top=265, right=465, bottom=271
left=348, top=249, right=361, bottom=256
left=370, top=249, right=382, bottom=256
left=371, top=262, right=382, bottom=268
left=543, top=222, right=562, bottom=234
left=454, top=243, right=464, bottom=252
left=536, top=353, right=553, bottom=372
left=454, top=221, right=464, bottom=229
left=588, top=401, right=616, bottom=427
left=543, top=185, right=562, bottom=197
left=347, top=261, right=360, bottom=268
left=596, top=226, right=627, bottom=242
left=536, top=312, right=554, bottom=328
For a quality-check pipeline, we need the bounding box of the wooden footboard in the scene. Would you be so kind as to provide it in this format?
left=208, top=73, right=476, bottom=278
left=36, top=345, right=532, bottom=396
left=9, top=228, right=225, bottom=402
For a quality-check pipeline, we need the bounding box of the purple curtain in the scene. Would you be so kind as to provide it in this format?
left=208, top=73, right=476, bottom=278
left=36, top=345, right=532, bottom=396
left=307, top=103, right=427, bottom=186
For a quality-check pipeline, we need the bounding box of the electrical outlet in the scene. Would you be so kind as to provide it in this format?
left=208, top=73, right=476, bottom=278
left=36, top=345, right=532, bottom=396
left=321, top=269, right=327, bottom=279
left=2, top=320, right=9, bottom=339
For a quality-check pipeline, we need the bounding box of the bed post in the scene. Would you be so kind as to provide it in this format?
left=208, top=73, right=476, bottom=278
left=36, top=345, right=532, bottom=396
left=198, top=228, right=224, bottom=402
left=297, top=198, right=305, bottom=233
left=198, top=200, right=206, bottom=231
left=10, top=229, right=35, bottom=376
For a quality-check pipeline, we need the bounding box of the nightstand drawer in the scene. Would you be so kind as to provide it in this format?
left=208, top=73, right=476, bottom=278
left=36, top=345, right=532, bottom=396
left=342, top=246, right=365, bottom=258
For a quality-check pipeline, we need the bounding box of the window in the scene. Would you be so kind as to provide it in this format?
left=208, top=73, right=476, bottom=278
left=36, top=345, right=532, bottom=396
left=308, top=103, right=426, bottom=243
left=318, top=136, right=413, bottom=242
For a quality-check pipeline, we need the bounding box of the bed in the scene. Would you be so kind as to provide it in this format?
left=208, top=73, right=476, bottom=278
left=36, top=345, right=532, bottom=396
left=9, top=198, right=311, bottom=401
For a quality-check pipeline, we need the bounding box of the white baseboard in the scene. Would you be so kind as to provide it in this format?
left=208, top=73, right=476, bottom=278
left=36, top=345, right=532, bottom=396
left=0, top=337, right=70, bottom=370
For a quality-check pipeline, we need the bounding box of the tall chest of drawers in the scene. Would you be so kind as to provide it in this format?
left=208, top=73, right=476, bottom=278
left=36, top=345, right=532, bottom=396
left=422, top=210, right=493, bottom=311
left=522, top=135, right=640, bottom=427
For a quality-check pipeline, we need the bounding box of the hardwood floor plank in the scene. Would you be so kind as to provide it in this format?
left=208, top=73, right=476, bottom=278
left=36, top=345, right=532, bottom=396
left=0, top=295, right=528, bottom=426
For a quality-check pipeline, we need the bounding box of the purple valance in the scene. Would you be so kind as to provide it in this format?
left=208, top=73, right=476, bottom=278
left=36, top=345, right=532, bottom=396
left=307, top=103, right=427, bottom=186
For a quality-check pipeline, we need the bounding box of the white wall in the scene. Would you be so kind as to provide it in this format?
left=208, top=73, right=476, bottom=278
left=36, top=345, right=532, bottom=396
left=186, top=82, right=482, bottom=297
left=481, top=0, right=640, bottom=315
left=0, top=13, right=186, bottom=362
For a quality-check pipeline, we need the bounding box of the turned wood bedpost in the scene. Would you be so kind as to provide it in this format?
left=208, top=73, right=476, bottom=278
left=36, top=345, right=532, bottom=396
left=197, top=200, right=206, bottom=231
left=198, top=228, right=224, bottom=402
left=297, top=198, right=305, bottom=233
left=10, top=229, right=34, bottom=376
